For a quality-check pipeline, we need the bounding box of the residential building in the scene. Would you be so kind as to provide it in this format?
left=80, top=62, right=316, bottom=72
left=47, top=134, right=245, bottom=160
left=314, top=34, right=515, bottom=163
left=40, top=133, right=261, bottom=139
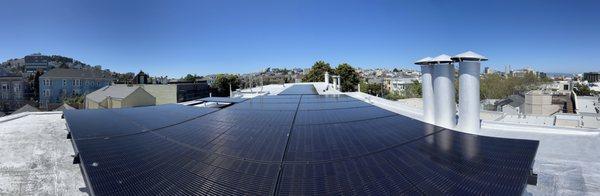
left=24, top=53, right=50, bottom=73
left=39, top=69, right=112, bottom=109
left=383, top=78, right=419, bottom=93
left=583, top=72, right=600, bottom=82
left=131, top=70, right=149, bottom=84
left=85, top=85, right=155, bottom=109
left=494, top=94, right=525, bottom=114
left=172, top=80, right=210, bottom=102
left=524, top=90, right=561, bottom=115
left=121, top=80, right=210, bottom=105
left=0, top=69, right=27, bottom=111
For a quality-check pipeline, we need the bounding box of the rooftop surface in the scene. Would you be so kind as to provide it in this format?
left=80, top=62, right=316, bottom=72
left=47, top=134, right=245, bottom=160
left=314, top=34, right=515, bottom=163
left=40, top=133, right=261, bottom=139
left=0, top=112, right=86, bottom=195
left=0, top=83, right=599, bottom=195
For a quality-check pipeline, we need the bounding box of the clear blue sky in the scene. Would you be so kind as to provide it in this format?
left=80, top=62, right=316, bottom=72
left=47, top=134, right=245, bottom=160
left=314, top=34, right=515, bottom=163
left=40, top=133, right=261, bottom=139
left=1, top=0, right=599, bottom=77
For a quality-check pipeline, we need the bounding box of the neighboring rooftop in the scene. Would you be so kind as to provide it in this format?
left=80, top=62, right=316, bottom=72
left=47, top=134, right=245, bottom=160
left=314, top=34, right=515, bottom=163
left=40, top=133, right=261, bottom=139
left=40, top=68, right=111, bottom=79
left=85, top=85, right=141, bottom=103
left=12, top=104, right=40, bottom=115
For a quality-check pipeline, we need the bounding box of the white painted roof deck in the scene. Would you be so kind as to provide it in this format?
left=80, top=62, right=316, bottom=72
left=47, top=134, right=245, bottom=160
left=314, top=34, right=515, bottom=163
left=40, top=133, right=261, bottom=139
left=0, top=112, right=87, bottom=195
left=0, top=83, right=598, bottom=195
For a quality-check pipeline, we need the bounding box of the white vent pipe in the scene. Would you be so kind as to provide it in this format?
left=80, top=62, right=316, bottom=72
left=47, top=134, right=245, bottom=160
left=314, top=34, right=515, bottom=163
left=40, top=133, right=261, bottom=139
left=452, top=51, right=487, bottom=133
left=432, top=54, right=456, bottom=129
left=415, top=57, right=435, bottom=124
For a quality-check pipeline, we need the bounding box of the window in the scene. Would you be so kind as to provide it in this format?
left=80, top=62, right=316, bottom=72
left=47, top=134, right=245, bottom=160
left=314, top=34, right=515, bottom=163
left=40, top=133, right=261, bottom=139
left=74, top=79, right=81, bottom=86
left=63, top=79, right=67, bottom=86
left=44, top=89, right=51, bottom=97
left=44, top=79, right=52, bottom=86
left=13, top=83, right=20, bottom=92
left=1, top=83, right=7, bottom=91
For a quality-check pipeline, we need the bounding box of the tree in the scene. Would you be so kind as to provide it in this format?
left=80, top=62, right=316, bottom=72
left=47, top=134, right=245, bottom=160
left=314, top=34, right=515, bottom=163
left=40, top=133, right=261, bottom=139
left=212, top=74, right=240, bottom=96
left=360, top=81, right=383, bottom=96
left=335, top=63, right=360, bottom=92
left=574, top=83, right=592, bottom=96
left=405, top=80, right=422, bottom=98
left=302, top=61, right=334, bottom=82
left=182, top=74, right=201, bottom=82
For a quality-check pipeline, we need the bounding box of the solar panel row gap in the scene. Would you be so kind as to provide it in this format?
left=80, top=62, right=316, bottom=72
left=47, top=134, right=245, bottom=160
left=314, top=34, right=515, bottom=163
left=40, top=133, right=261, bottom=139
left=270, top=94, right=303, bottom=195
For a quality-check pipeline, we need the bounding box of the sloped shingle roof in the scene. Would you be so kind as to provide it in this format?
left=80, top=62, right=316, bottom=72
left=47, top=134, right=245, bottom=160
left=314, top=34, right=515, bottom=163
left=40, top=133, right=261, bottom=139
left=40, top=68, right=111, bottom=79
left=12, top=104, right=41, bottom=114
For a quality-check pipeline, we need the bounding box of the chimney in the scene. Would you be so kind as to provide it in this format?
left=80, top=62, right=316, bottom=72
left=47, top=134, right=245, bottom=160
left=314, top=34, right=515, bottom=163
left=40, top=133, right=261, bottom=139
left=324, top=71, right=329, bottom=84
left=337, top=76, right=341, bottom=91
left=415, top=57, right=435, bottom=124
left=432, top=54, right=456, bottom=129
left=453, top=51, right=487, bottom=133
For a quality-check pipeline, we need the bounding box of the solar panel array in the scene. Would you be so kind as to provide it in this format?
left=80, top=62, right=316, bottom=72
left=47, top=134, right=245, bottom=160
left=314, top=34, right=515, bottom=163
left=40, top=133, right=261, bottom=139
left=278, top=84, right=319, bottom=95
left=65, top=91, right=538, bottom=195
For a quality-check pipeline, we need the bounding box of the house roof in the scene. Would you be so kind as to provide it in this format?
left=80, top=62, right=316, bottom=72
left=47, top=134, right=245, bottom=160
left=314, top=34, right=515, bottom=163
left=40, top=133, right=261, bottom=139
left=53, top=103, right=76, bottom=111
left=495, top=94, right=525, bottom=108
left=40, top=68, right=111, bottom=79
left=12, top=104, right=40, bottom=114
left=85, top=85, right=142, bottom=103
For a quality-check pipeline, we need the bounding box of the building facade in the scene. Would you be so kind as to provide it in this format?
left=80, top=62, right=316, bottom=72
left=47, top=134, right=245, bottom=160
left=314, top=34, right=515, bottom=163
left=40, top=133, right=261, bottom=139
left=383, top=78, right=419, bottom=93
left=85, top=85, right=155, bottom=109
left=131, top=71, right=149, bottom=84
left=583, top=72, right=600, bottom=83
left=39, top=69, right=112, bottom=109
left=174, top=80, right=210, bottom=102
left=24, top=53, right=50, bottom=73
left=0, top=69, right=27, bottom=111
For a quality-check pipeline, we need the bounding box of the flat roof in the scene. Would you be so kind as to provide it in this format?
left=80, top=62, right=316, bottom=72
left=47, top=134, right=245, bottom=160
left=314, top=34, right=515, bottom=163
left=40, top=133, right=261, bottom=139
left=0, top=113, right=86, bottom=195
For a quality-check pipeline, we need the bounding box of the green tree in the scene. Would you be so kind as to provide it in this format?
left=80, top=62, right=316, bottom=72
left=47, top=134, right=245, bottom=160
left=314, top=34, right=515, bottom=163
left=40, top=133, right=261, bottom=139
left=63, top=95, right=85, bottom=108
left=182, top=74, right=201, bottom=82
left=405, top=80, right=422, bottom=98
left=360, top=81, right=383, bottom=96
left=302, top=61, right=334, bottom=82
left=574, top=83, right=592, bottom=96
left=212, top=74, right=240, bottom=96
left=335, top=63, right=360, bottom=92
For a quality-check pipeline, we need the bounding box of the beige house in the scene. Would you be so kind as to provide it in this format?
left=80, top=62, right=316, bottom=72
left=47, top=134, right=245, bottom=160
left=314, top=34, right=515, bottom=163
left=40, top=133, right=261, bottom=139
left=85, top=85, right=156, bottom=109
left=136, top=84, right=177, bottom=105
left=524, top=90, right=561, bottom=115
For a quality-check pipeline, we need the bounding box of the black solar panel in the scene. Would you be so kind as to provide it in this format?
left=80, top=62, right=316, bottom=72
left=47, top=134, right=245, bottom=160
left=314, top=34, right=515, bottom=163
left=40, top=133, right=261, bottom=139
left=199, top=97, right=247, bottom=103
left=278, top=84, right=318, bottom=95
left=64, top=104, right=218, bottom=140
left=65, top=93, right=539, bottom=195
